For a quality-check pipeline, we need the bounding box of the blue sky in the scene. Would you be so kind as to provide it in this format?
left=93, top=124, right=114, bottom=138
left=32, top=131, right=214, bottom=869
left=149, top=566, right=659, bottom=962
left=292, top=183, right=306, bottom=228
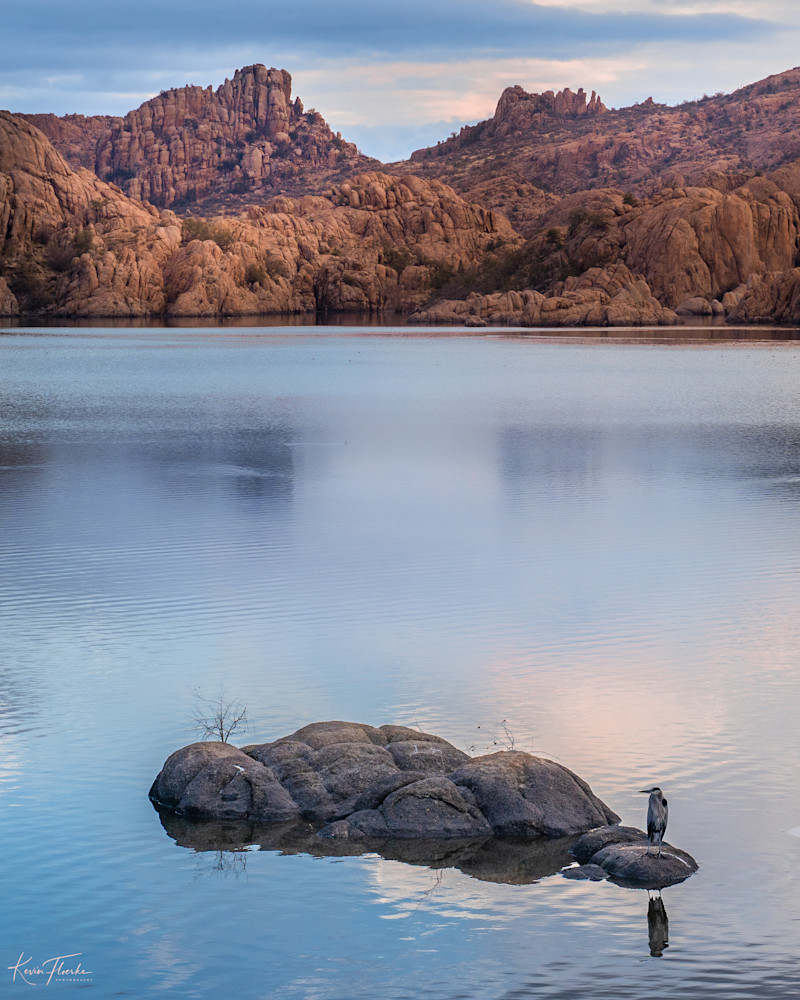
left=1, top=0, right=797, bottom=161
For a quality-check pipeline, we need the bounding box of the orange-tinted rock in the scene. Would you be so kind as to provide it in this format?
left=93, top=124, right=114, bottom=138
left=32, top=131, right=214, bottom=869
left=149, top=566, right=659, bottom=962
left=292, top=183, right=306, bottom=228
left=411, top=265, right=678, bottom=327
left=52, top=65, right=372, bottom=209
left=407, top=66, right=800, bottom=234
left=10, top=63, right=800, bottom=327
left=0, top=276, right=19, bottom=315
left=17, top=113, right=118, bottom=171
left=0, top=115, right=514, bottom=319
left=619, top=179, right=799, bottom=307
left=728, top=268, right=800, bottom=323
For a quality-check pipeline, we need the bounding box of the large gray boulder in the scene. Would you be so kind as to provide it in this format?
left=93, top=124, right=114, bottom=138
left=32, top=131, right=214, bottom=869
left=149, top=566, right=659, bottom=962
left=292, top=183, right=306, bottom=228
left=449, top=751, right=620, bottom=838
left=568, top=824, right=698, bottom=888
left=319, top=776, right=493, bottom=840
left=242, top=722, right=469, bottom=823
left=150, top=722, right=619, bottom=842
left=148, top=741, right=300, bottom=823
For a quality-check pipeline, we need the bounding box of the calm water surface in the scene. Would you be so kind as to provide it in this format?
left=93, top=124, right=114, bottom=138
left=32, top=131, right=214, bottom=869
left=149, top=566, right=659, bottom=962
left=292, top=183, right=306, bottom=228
left=1, top=326, right=800, bottom=998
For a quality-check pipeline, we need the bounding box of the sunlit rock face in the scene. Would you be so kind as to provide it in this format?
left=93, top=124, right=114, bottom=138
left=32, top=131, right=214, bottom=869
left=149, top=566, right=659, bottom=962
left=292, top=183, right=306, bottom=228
left=150, top=721, right=619, bottom=841
left=11, top=63, right=800, bottom=326
left=0, top=114, right=509, bottom=319
left=22, top=65, right=372, bottom=209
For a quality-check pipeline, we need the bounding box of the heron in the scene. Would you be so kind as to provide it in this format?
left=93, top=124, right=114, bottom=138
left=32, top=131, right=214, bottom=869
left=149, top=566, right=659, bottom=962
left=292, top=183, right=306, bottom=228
left=639, top=786, right=668, bottom=857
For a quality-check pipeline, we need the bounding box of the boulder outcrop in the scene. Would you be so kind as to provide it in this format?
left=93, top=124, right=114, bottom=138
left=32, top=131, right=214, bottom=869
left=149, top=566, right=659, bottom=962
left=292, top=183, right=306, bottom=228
left=149, top=741, right=302, bottom=823
left=410, top=266, right=679, bottom=328
left=150, top=721, right=620, bottom=842
left=0, top=276, right=19, bottom=315
left=489, top=85, right=606, bottom=137
left=9, top=64, right=800, bottom=325
left=0, top=114, right=511, bottom=319
left=618, top=178, right=799, bottom=307
left=727, top=268, right=800, bottom=324
left=19, top=113, right=118, bottom=172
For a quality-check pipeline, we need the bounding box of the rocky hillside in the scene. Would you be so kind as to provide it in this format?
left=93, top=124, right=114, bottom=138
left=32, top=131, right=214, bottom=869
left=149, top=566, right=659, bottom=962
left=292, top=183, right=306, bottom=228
left=412, top=169, right=800, bottom=327
left=406, top=68, right=800, bottom=234
left=6, top=65, right=800, bottom=326
left=20, top=113, right=118, bottom=171
left=0, top=112, right=510, bottom=319
left=21, top=65, right=375, bottom=211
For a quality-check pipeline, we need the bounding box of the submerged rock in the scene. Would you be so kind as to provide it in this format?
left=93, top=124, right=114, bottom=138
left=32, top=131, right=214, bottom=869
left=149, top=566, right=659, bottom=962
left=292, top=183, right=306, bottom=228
left=561, top=863, right=608, bottom=881
left=591, top=842, right=698, bottom=888
left=150, top=721, right=619, bottom=842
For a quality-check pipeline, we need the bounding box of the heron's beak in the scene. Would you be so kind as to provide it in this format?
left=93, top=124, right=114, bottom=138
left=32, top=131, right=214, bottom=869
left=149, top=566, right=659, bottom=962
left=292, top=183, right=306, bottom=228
left=638, top=789, right=651, bottom=793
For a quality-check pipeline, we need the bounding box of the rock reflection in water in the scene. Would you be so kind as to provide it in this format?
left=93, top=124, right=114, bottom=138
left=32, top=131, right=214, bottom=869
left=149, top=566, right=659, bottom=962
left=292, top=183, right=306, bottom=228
left=158, top=805, right=686, bottom=959
left=154, top=805, right=575, bottom=885
left=194, top=849, right=249, bottom=880
left=647, top=893, right=670, bottom=957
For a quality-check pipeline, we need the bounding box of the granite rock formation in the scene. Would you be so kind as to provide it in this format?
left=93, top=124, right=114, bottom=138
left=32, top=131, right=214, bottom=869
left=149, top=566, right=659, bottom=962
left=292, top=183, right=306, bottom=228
left=149, top=721, right=620, bottom=841
left=0, top=113, right=509, bottom=318
left=410, top=266, right=679, bottom=328
left=8, top=65, right=800, bottom=324
left=21, top=66, right=372, bottom=210
left=19, top=113, right=118, bottom=171
left=408, top=67, right=800, bottom=214
left=410, top=171, right=800, bottom=326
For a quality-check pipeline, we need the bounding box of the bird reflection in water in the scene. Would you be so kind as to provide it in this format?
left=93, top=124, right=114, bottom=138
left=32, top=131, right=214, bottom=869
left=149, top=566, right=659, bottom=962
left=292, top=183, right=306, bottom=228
left=647, top=891, right=669, bottom=957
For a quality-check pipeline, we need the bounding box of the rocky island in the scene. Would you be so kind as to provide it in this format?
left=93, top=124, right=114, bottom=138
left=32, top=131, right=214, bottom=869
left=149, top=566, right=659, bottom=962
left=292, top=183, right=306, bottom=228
left=4, top=62, right=800, bottom=325
left=150, top=721, right=698, bottom=889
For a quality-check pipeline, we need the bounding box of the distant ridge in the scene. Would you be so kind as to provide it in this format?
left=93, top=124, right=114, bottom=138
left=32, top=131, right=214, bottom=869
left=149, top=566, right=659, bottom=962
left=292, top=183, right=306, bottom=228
left=406, top=66, right=800, bottom=230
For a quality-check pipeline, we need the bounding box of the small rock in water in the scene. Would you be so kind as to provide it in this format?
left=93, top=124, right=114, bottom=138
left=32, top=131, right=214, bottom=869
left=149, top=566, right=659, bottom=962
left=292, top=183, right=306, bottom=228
left=570, top=825, right=698, bottom=889
left=570, top=824, right=649, bottom=864
left=561, top=863, right=608, bottom=881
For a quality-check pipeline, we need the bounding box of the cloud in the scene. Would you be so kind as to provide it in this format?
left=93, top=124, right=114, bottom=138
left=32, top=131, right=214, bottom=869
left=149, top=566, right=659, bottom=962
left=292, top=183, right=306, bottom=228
left=295, top=54, right=648, bottom=159
left=1, top=0, right=776, bottom=71
left=298, top=54, right=648, bottom=122
left=0, top=0, right=794, bottom=162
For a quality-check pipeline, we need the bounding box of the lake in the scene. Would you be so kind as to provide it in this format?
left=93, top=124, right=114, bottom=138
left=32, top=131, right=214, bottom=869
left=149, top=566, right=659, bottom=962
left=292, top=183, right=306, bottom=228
left=1, top=324, right=799, bottom=998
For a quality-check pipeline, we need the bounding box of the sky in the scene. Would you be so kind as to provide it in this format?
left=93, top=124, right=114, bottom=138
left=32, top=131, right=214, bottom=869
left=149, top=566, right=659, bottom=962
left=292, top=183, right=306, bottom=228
left=2, top=0, right=799, bottom=162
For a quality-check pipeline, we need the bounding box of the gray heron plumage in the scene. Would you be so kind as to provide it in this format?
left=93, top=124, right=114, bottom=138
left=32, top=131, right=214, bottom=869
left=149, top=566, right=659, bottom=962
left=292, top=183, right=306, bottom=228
left=639, top=786, right=668, bottom=857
